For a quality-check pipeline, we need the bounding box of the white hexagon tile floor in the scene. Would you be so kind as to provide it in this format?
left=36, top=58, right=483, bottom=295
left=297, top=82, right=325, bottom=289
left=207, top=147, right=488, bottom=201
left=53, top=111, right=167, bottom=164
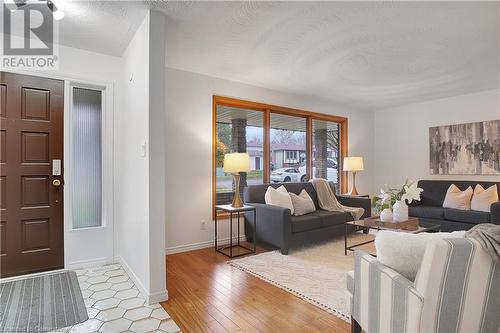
left=51, top=264, right=181, bottom=333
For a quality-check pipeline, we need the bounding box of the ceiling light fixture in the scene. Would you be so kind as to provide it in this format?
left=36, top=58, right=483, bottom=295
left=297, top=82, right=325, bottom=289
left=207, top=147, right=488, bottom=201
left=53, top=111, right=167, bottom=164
left=47, top=0, right=64, bottom=20
left=5, top=0, right=27, bottom=12
left=5, top=0, right=64, bottom=20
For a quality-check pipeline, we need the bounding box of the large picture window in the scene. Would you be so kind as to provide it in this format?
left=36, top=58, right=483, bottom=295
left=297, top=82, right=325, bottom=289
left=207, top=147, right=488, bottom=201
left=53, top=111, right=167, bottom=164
left=213, top=96, right=348, bottom=213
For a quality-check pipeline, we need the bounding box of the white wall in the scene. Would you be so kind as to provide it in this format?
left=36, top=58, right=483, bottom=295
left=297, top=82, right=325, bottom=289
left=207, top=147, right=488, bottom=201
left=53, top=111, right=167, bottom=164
left=373, top=89, right=500, bottom=191
left=164, top=67, right=374, bottom=252
left=115, top=11, right=168, bottom=303
left=147, top=11, right=168, bottom=300
left=114, top=13, right=152, bottom=299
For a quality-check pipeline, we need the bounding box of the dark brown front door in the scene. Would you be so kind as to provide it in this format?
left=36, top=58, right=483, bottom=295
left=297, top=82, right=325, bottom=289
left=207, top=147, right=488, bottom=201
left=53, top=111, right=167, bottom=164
left=0, top=72, right=64, bottom=277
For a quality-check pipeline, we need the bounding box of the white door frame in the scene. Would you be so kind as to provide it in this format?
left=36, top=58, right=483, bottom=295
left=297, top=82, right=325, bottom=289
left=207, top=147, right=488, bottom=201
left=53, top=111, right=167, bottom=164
left=65, top=80, right=114, bottom=269
left=2, top=69, right=115, bottom=270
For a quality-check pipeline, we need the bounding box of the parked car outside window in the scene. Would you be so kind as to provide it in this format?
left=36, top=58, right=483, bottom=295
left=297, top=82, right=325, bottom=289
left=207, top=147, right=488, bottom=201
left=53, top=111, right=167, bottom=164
left=270, top=168, right=301, bottom=183
left=298, top=158, right=338, bottom=182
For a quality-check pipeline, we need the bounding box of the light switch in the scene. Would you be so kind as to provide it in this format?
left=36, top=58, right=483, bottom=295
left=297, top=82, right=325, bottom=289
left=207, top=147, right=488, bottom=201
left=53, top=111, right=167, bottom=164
left=52, top=159, right=61, bottom=175
left=141, top=141, right=147, bottom=157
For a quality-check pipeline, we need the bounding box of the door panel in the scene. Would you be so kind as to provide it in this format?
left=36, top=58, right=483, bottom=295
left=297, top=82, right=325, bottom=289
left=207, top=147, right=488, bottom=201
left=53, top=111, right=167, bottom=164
left=22, top=88, right=50, bottom=121
left=0, top=72, right=64, bottom=277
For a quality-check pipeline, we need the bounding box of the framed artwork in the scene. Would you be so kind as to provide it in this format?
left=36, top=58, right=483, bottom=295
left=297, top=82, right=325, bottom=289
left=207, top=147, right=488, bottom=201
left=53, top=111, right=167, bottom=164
left=429, top=120, right=500, bottom=175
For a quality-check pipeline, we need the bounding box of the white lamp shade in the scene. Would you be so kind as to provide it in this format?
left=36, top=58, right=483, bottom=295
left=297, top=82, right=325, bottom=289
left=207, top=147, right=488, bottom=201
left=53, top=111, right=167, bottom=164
left=224, top=153, right=250, bottom=173
left=343, top=157, right=364, bottom=171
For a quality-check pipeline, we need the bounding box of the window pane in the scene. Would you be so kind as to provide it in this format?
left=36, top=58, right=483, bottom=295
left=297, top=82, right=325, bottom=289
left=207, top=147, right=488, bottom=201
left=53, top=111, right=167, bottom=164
left=72, top=88, right=102, bottom=229
left=312, top=119, right=340, bottom=188
left=216, top=105, right=263, bottom=205
left=270, top=113, right=306, bottom=183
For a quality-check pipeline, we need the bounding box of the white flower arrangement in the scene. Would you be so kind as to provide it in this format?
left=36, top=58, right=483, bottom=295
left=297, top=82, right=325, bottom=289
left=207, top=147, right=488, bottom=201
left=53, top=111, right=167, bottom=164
left=372, top=179, right=423, bottom=213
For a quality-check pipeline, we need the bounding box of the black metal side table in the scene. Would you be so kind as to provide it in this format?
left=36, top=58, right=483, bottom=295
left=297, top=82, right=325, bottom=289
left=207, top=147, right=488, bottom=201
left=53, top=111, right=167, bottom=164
left=214, top=204, right=256, bottom=258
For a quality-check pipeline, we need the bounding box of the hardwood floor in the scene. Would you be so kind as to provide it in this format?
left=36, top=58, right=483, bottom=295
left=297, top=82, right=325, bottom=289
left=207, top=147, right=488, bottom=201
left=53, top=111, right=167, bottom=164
left=161, top=244, right=353, bottom=333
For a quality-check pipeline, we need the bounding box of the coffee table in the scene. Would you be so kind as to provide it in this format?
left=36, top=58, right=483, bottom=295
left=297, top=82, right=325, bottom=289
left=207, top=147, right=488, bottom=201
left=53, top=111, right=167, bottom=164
left=344, top=218, right=441, bottom=255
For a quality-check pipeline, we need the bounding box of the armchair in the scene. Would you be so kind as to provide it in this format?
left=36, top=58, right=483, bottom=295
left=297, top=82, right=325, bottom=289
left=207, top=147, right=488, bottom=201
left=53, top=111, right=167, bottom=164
left=347, top=238, right=499, bottom=333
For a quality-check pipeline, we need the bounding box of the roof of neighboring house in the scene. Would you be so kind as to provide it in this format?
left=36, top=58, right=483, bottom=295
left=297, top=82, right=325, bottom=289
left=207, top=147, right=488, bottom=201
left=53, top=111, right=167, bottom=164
left=248, top=150, right=262, bottom=157
left=270, top=143, right=306, bottom=151
left=247, top=140, right=263, bottom=148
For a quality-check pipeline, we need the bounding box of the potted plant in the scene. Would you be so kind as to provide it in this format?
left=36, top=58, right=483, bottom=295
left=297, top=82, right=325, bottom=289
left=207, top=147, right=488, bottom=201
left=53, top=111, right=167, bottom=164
left=372, top=179, right=423, bottom=222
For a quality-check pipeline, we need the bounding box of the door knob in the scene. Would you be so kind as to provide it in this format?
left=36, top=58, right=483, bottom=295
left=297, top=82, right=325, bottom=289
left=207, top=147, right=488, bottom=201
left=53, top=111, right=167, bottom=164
left=52, top=179, right=61, bottom=187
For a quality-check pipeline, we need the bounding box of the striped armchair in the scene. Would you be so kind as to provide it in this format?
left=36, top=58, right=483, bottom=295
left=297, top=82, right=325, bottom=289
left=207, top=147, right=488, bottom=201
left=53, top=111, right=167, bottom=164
left=346, top=238, right=499, bottom=333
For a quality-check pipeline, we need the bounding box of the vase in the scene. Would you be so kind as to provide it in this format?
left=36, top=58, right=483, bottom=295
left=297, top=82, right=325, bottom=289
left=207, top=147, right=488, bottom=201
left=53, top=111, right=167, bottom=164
left=393, top=200, right=409, bottom=222
left=379, top=208, right=393, bottom=222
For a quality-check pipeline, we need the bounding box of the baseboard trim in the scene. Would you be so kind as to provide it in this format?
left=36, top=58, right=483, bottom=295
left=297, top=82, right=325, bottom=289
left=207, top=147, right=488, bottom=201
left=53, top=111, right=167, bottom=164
left=148, top=290, right=169, bottom=304
left=114, top=256, right=148, bottom=302
left=166, top=235, right=247, bottom=255
left=114, top=256, right=168, bottom=305
left=66, top=257, right=113, bottom=270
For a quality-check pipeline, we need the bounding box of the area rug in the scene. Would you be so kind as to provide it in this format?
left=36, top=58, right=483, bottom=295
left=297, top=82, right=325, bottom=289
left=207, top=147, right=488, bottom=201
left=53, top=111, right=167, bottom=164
left=229, top=233, right=374, bottom=321
left=0, top=271, right=88, bottom=332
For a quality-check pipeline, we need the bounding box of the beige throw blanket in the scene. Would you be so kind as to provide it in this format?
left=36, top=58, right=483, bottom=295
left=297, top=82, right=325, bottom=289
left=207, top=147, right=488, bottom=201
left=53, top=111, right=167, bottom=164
left=311, top=178, right=364, bottom=220
left=466, top=223, right=500, bottom=264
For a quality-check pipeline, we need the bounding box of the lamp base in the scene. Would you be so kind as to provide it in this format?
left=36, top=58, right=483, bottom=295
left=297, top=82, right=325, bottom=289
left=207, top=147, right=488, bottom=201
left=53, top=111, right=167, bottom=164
left=231, top=173, right=244, bottom=208
left=348, top=186, right=359, bottom=196
left=348, top=171, right=359, bottom=195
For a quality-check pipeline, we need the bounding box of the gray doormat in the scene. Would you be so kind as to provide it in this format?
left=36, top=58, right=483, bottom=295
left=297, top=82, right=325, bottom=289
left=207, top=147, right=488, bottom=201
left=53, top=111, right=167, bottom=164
left=0, top=271, right=88, bottom=332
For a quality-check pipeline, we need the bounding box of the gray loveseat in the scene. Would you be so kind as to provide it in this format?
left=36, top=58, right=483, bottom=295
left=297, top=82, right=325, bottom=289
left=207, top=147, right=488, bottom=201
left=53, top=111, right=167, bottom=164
left=409, top=180, right=500, bottom=231
left=243, top=182, right=371, bottom=254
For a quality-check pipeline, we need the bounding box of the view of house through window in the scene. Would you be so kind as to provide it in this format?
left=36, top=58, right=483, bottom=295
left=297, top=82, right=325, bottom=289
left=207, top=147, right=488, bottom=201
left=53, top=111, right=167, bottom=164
left=270, top=113, right=307, bottom=183
left=312, top=119, right=340, bottom=184
left=214, top=98, right=346, bottom=207
left=215, top=105, right=264, bottom=205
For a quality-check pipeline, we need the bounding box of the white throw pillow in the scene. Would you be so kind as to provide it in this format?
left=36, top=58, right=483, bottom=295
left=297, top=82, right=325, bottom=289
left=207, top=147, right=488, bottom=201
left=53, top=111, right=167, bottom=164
left=471, top=184, right=498, bottom=212
left=375, top=230, right=465, bottom=281
left=289, top=190, right=316, bottom=216
left=442, top=184, right=473, bottom=210
left=264, top=186, right=294, bottom=215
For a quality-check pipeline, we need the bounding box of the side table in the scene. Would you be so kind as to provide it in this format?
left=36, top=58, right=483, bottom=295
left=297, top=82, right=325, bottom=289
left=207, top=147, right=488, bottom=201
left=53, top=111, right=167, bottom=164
left=214, top=204, right=256, bottom=258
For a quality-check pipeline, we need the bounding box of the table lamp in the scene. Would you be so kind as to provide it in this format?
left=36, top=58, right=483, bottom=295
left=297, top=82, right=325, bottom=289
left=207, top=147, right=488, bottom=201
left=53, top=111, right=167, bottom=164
left=343, top=157, right=364, bottom=195
left=224, top=152, right=250, bottom=208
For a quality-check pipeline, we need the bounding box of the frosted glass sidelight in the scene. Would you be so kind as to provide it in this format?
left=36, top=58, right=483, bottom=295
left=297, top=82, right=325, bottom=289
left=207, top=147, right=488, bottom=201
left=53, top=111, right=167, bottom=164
left=72, top=88, right=102, bottom=229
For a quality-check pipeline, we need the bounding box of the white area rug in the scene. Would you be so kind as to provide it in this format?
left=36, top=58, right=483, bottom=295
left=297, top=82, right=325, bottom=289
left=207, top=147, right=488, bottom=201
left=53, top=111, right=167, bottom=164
left=229, top=234, right=372, bottom=321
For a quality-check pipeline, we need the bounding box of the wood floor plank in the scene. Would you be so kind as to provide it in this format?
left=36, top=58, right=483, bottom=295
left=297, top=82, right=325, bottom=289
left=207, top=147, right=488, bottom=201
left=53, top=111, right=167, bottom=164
left=162, top=245, right=351, bottom=333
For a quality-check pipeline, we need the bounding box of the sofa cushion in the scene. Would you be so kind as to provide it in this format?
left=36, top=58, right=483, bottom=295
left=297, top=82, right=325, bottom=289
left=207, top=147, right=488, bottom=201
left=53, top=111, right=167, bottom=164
left=375, top=230, right=466, bottom=281
left=409, top=205, right=445, bottom=219
left=289, top=190, right=316, bottom=216
left=442, top=184, right=473, bottom=210
left=314, top=210, right=353, bottom=227
left=471, top=184, right=499, bottom=212
left=417, top=180, right=500, bottom=207
left=291, top=214, right=322, bottom=233
left=265, top=185, right=294, bottom=215
left=444, top=209, right=490, bottom=224
left=244, top=182, right=321, bottom=209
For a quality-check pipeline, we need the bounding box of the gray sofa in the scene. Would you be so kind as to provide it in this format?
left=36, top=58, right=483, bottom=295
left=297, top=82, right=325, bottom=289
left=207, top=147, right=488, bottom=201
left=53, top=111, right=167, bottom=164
left=243, top=182, right=371, bottom=254
left=409, top=180, right=500, bottom=231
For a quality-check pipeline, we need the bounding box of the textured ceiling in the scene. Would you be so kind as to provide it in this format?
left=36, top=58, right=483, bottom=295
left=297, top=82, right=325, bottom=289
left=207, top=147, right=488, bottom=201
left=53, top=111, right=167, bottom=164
left=54, top=0, right=148, bottom=56
left=154, top=1, right=500, bottom=110
left=37, top=1, right=500, bottom=110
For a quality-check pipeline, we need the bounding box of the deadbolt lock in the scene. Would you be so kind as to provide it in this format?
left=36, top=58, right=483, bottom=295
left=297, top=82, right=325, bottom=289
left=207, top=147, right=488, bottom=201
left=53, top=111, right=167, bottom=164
left=52, top=179, right=61, bottom=187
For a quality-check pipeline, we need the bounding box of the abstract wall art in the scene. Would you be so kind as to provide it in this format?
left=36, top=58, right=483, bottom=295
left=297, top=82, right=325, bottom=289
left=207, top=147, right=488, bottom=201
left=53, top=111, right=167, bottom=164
left=429, top=120, right=500, bottom=175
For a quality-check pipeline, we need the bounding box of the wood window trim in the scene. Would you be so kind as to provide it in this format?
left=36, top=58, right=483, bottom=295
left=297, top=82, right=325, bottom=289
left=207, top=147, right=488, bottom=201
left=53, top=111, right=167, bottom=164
left=212, top=95, right=348, bottom=219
